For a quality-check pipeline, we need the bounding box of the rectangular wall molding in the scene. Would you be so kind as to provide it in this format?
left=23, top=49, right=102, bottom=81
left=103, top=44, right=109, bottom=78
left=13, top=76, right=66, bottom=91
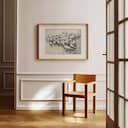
left=2, top=71, right=14, bottom=90
left=19, top=78, right=66, bottom=101
left=2, top=0, right=15, bottom=63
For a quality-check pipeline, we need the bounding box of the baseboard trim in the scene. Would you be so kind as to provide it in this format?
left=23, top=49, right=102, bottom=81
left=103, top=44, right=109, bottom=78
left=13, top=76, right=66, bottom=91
left=16, top=100, right=106, bottom=110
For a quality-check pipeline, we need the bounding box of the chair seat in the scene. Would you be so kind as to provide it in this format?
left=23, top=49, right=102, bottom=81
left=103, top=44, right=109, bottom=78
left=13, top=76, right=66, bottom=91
left=64, top=91, right=96, bottom=98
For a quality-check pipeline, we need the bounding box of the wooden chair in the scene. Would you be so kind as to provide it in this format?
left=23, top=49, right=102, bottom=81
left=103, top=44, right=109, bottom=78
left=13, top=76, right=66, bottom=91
left=62, top=74, right=96, bottom=118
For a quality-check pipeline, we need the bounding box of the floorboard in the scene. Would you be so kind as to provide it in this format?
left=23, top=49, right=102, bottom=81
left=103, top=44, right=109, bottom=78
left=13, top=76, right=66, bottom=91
left=0, top=110, right=106, bottom=128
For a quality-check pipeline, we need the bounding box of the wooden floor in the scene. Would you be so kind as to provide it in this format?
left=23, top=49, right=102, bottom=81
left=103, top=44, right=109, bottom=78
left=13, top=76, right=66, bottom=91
left=0, top=110, right=106, bottom=128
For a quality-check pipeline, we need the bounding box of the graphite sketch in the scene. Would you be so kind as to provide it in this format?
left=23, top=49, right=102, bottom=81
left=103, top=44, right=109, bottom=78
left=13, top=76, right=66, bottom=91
left=45, top=29, right=81, bottom=55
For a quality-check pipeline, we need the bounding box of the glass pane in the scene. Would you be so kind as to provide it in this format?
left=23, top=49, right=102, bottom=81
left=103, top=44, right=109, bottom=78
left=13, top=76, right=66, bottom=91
left=107, top=64, right=110, bottom=89
left=119, top=0, right=124, bottom=21
left=125, top=0, right=128, bottom=18
left=125, top=21, right=128, bottom=58
left=109, top=34, right=114, bottom=61
left=125, top=101, right=128, bottom=128
left=125, top=62, right=128, bottom=99
left=107, top=35, right=114, bottom=61
left=107, top=91, right=110, bottom=115
left=118, top=23, right=124, bottom=58
left=109, top=92, right=114, bottom=120
left=107, top=65, right=109, bottom=89
left=119, top=62, right=124, bottom=96
left=107, top=5, right=110, bottom=32
left=107, top=36, right=109, bottom=61
left=108, top=64, right=114, bottom=90
left=109, top=0, right=114, bottom=31
left=118, top=97, right=124, bottom=128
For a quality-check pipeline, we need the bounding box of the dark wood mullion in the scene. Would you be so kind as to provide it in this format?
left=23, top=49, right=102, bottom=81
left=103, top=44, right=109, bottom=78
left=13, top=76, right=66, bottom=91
left=125, top=99, right=128, bottom=102
left=114, top=0, right=119, bottom=127
left=119, top=59, right=128, bottom=61
left=119, top=18, right=128, bottom=24
left=107, top=31, right=115, bottom=35
left=118, top=95, right=128, bottom=102
left=107, top=0, right=112, bottom=5
left=107, top=61, right=115, bottom=64
left=107, top=88, right=115, bottom=93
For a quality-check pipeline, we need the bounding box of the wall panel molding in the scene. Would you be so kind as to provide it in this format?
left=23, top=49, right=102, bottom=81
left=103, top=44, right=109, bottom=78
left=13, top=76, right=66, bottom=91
left=16, top=73, right=106, bottom=110
left=2, top=0, right=15, bottom=63
left=19, top=78, right=67, bottom=102
left=2, top=71, right=14, bottom=90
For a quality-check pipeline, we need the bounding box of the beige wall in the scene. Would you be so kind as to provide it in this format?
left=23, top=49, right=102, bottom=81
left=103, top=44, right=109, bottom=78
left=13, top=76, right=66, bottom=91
left=16, top=0, right=106, bottom=110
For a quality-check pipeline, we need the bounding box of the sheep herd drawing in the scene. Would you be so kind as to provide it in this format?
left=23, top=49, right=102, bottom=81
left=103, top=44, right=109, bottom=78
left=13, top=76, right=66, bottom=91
left=45, top=29, right=81, bottom=54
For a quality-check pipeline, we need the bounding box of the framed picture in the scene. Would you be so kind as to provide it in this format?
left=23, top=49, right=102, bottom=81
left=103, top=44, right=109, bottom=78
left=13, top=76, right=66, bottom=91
left=37, top=23, right=88, bottom=60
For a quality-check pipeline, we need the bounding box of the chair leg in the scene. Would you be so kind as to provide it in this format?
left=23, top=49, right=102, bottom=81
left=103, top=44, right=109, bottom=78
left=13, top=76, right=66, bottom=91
left=62, top=83, right=66, bottom=115
left=62, top=95, right=66, bottom=115
left=93, top=83, right=96, bottom=113
left=84, top=85, right=88, bottom=118
left=73, top=97, right=76, bottom=112
left=73, top=82, right=76, bottom=112
left=93, top=96, right=96, bottom=113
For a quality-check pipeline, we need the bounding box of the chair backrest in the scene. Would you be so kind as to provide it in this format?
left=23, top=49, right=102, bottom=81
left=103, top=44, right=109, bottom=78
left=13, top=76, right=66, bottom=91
left=73, top=74, right=96, bottom=83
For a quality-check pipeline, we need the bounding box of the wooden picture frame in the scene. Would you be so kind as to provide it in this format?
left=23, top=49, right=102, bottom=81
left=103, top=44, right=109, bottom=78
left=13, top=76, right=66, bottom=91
left=37, top=23, right=88, bottom=60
